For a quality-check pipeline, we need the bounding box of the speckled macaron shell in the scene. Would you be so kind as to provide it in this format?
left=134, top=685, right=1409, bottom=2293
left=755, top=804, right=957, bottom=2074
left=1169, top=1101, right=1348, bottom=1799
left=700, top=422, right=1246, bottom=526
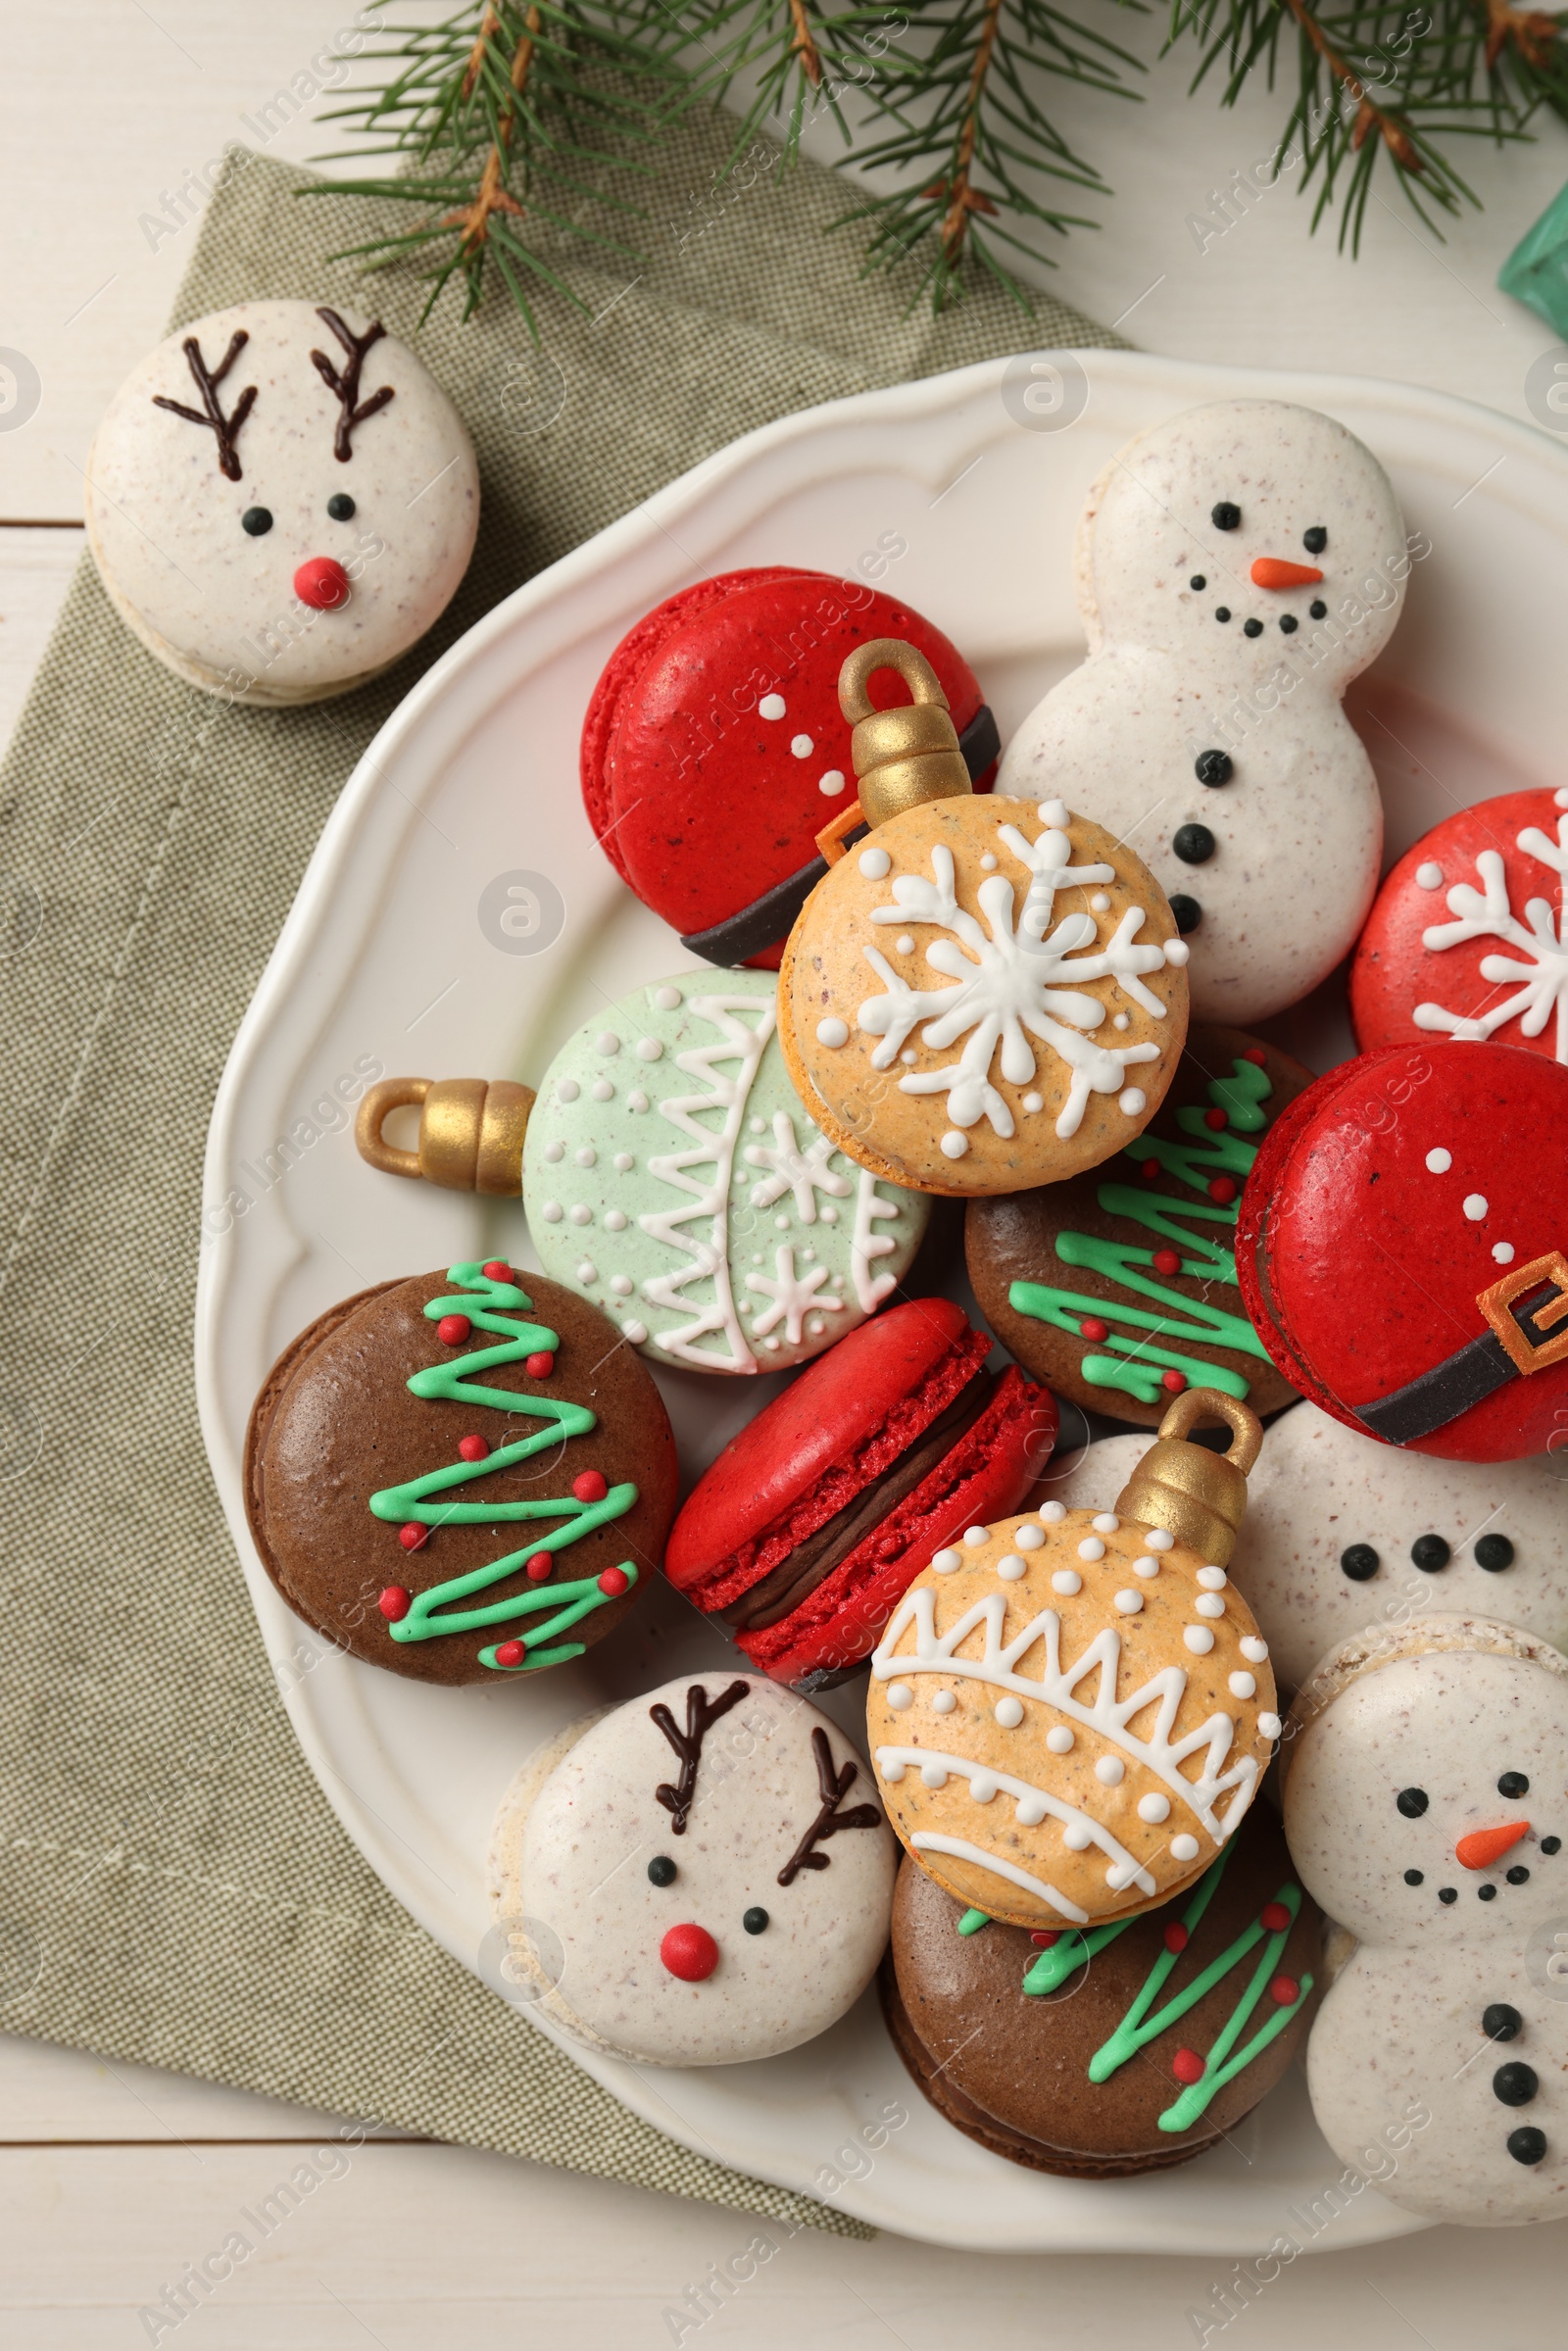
left=1284, top=1631, right=1568, bottom=2226
left=779, top=796, right=1190, bottom=1199
left=489, top=1671, right=897, bottom=2066
left=521, top=968, right=929, bottom=1373
left=85, top=301, right=478, bottom=705
left=864, top=1506, right=1278, bottom=1930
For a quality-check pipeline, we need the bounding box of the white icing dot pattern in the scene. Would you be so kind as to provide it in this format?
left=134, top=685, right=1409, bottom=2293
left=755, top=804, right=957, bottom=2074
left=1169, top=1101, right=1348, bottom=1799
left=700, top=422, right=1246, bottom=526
left=1052, top=1569, right=1082, bottom=1596
left=1425, top=1147, right=1451, bottom=1173
left=994, top=1697, right=1024, bottom=1729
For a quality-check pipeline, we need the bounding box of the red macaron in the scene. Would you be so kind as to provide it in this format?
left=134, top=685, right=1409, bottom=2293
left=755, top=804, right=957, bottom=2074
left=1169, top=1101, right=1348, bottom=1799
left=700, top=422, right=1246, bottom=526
left=580, top=568, right=995, bottom=968
left=1235, top=1041, right=1568, bottom=1461
left=664, top=1298, right=1056, bottom=1686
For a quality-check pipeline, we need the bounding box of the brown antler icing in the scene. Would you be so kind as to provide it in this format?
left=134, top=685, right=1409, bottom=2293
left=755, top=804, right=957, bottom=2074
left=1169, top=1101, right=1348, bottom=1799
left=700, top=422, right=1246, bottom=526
left=650, top=1681, right=749, bottom=1835
left=778, top=1729, right=882, bottom=1886
left=310, top=308, right=395, bottom=462
left=151, top=330, right=257, bottom=481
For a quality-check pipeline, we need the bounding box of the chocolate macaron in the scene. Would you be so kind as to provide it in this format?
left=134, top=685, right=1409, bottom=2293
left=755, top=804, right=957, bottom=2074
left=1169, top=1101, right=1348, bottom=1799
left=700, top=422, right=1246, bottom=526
left=663, top=1298, right=1055, bottom=1687
left=245, top=1260, right=678, bottom=1684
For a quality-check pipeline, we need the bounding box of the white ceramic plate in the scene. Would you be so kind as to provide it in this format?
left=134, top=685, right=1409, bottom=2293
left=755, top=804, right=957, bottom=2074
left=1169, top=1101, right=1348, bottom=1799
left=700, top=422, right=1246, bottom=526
left=196, top=347, right=1568, bottom=2252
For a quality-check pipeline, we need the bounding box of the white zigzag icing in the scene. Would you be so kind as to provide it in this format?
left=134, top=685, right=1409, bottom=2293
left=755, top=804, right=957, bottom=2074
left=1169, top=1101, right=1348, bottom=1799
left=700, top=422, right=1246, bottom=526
left=850, top=1166, right=901, bottom=1314
left=906, top=1834, right=1090, bottom=1924
left=875, top=1746, right=1156, bottom=1904
left=638, top=993, right=773, bottom=1370
left=871, top=1587, right=1258, bottom=1841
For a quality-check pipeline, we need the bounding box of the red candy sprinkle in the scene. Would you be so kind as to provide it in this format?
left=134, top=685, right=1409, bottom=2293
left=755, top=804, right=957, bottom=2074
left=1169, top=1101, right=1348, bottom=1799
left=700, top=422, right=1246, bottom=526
left=1080, top=1316, right=1109, bottom=1343
left=398, top=1523, right=428, bottom=1551
left=493, top=1641, right=524, bottom=1668
left=437, top=1313, right=471, bottom=1346
left=1242, top=1047, right=1267, bottom=1065
left=1203, top=1106, right=1228, bottom=1131
left=378, top=1586, right=411, bottom=1622
left=1152, top=1248, right=1182, bottom=1277
left=1029, top=1930, right=1059, bottom=1948
left=1141, top=1157, right=1161, bottom=1180
left=661, top=1924, right=719, bottom=1982
left=458, top=1435, right=489, bottom=1463
left=525, top=1552, right=554, bottom=1583
left=525, top=1351, right=556, bottom=1379
left=1260, top=1900, right=1292, bottom=1934
left=482, top=1260, right=513, bottom=1282
left=1270, top=1975, right=1300, bottom=2006
left=1160, top=1370, right=1188, bottom=1394
left=572, top=1470, right=609, bottom=1503
left=1207, top=1177, right=1238, bottom=1205
left=1163, top=1922, right=1189, bottom=1954
left=597, top=1567, right=630, bottom=1597
left=293, top=555, right=351, bottom=611
left=1171, top=2048, right=1205, bottom=2085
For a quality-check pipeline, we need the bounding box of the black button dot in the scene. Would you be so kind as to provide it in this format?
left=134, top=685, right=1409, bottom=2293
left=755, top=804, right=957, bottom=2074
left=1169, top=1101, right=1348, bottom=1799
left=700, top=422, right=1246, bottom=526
left=1411, top=1534, right=1450, bottom=1572
left=1303, top=526, right=1327, bottom=555
left=1439, top=1886, right=1457, bottom=1903
left=1243, top=617, right=1263, bottom=638
left=1494, top=2061, right=1539, bottom=2107
left=1507, top=2126, right=1547, bottom=2166
left=1507, top=1865, right=1530, bottom=1885
left=1280, top=614, right=1298, bottom=634
left=1214, top=607, right=1232, bottom=623
left=742, top=1905, right=769, bottom=1935
left=1341, top=1543, right=1380, bottom=1583
left=1479, top=1884, right=1497, bottom=1900
left=1498, top=1771, right=1530, bottom=1798
left=1195, top=749, right=1232, bottom=787
left=241, top=507, right=272, bottom=536
left=1396, top=1787, right=1429, bottom=1818
left=326, top=492, right=357, bottom=520
left=1309, top=599, right=1327, bottom=618
left=1484, top=2002, right=1522, bottom=2041
left=1190, top=574, right=1206, bottom=590
left=1543, top=1837, right=1562, bottom=1855
left=647, top=1855, right=676, bottom=1886
left=1404, top=1868, right=1424, bottom=1886
left=1476, top=1535, right=1515, bottom=1572
left=1169, top=894, right=1202, bottom=935
left=1172, top=823, right=1215, bottom=865
left=1212, top=502, right=1241, bottom=530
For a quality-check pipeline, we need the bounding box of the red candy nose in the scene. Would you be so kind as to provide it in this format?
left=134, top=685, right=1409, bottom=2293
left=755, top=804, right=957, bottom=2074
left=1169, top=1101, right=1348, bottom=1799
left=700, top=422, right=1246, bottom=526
left=661, top=1924, right=719, bottom=1982
left=1455, top=1820, right=1530, bottom=1871
left=294, top=556, right=351, bottom=610
left=1250, top=557, right=1323, bottom=589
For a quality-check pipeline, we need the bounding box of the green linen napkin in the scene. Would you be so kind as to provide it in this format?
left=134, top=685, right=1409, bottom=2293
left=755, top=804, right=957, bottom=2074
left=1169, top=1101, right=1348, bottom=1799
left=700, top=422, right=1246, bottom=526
left=0, top=109, right=1118, bottom=2227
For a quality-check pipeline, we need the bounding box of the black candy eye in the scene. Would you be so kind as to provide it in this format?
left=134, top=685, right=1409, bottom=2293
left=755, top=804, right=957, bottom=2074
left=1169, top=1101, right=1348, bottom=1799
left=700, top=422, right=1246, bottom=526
left=1484, top=2002, right=1522, bottom=2040
left=647, top=1855, right=676, bottom=1886
left=1404, top=1869, right=1423, bottom=1886
left=1341, top=1543, right=1379, bottom=1582
left=1190, top=574, right=1206, bottom=590
left=742, top=1906, right=769, bottom=1935
left=327, top=492, right=357, bottom=521
left=1211, top=502, right=1241, bottom=530
left=1195, top=749, right=1232, bottom=787
left=1303, top=526, right=1327, bottom=554
left=1476, top=1534, right=1514, bottom=1571
left=1544, top=1837, right=1562, bottom=1855
left=1411, top=1535, right=1449, bottom=1572
left=241, top=507, right=272, bottom=536
left=1310, top=599, right=1327, bottom=618
left=1439, top=1886, right=1457, bottom=1903
left=1498, top=1772, right=1530, bottom=1798
left=1396, top=1787, right=1429, bottom=1818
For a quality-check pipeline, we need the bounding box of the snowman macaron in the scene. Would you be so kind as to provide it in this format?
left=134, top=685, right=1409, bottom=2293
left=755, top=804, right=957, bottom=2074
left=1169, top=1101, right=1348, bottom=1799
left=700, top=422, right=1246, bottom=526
left=999, top=400, right=1408, bottom=1023
left=487, top=1672, right=896, bottom=2064
left=1285, top=1617, right=1568, bottom=2226
left=85, top=300, right=478, bottom=705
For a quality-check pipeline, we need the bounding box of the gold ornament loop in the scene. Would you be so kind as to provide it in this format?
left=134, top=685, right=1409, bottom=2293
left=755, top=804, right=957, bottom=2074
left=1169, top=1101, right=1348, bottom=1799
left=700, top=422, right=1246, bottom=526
left=837, top=637, right=972, bottom=829
left=1111, top=1388, right=1263, bottom=1570
left=355, top=1076, right=534, bottom=1197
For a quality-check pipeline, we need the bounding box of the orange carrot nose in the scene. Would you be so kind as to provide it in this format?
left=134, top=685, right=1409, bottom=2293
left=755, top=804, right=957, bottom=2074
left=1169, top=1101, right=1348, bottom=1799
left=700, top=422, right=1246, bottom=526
left=1250, top=558, right=1324, bottom=589
left=1455, top=1820, right=1530, bottom=1871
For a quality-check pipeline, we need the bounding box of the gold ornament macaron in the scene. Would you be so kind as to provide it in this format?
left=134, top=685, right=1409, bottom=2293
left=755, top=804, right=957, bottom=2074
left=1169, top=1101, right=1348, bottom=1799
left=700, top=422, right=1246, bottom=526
left=778, top=640, right=1191, bottom=1198
left=864, top=1393, right=1279, bottom=1929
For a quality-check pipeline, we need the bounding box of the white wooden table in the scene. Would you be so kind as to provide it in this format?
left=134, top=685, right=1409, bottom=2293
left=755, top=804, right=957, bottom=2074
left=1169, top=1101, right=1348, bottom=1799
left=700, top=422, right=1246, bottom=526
left=5, top=7, right=1567, bottom=2338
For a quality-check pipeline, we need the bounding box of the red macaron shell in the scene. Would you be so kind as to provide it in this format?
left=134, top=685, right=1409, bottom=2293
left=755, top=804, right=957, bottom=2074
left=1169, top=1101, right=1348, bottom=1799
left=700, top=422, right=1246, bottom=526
left=584, top=569, right=988, bottom=964
left=664, top=1298, right=981, bottom=1608
left=1236, top=1041, right=1568, bottom=1461
left=1350, top=790, right=1568, bottom=1066
left=738, top=1365, right=1055, bottom=1685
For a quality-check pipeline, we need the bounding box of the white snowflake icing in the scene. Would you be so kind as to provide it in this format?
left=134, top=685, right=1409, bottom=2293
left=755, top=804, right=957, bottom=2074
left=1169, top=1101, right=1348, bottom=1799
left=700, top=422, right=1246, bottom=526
left=1413, top=802, right=1568, bottom=1061
left=744, top=1110, right=853, bottom=1221
left=856, top=821, right=1175, bottom=1140
left=745, top=1246, right=845, bottom=1344
left=850, top=1169, right=900, bottom=1313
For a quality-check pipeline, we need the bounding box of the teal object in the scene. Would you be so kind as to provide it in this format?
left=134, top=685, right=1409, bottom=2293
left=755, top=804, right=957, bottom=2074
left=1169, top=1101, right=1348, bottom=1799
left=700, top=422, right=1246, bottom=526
left=1499, top=183, right=1568, bottom=334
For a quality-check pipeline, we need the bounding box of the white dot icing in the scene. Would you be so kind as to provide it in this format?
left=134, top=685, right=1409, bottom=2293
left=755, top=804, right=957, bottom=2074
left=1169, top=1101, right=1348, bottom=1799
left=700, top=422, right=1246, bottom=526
left=1196, top=1592, right=1226, bottom=1619
left=1039, top=800, right=1070, bottom=827
left=931, top=1690, right=956, bottom=1715
left=980, top=852, right=997, bottom=871
left=1046, top=1725, right=1075, bottom=1754
left=1164, top=939, right=1191, bottom=966
left=1040, top=1500, right=1067, bottom=1523
left=605, top=1210, right=627, bottom=1232
left=998, top=1555, right=1027, bottom=1582
left=969, top=1775, right=999, bottom=1804
left=636, top=1038, right=662, bottom=1062
left=1077, top=1537, right=1105, bottom=1561
left=611, top=1275, right=632, bottom=1297
left=940, top=1131, right=968, bottom=1159
left=1240, top=1636, right=1268, bottom=1663
left=1118, top=1087, right=1147, bottom=1117
left=1095, top=1755, right=1125, bottom=1786
left=1133, top=1556, right=1160, bottom=1578
left=964, top=1527, right=988, bottom=1547
left=887, top=1683, right=913, bottom=1710
left=896, top=935, right=915, bottom=955
left=574, top=1146, right=596, bottom=1167
left=1015, top=1525, right=1045, bottom=1550
left=1197, top=1566, right=1227, bottom=1589
left=994, top=1697, right=1024, bottom=1729
left=557, top=1079, right=579, bottom=1104
left=1052, top=1569, right=1082, bottom=1596
left=595, top=1032, right=619, bottom=1055
left=1258, top=1712, right=1282, bottom=1740
left=1464, top=1194, right=1488, bottom=1221
left=791, top=733, right=813, bottom=759
left=1062, top=1823, right=1093, bottom=1851
left=816, top=1017, right=850, bottom=1049
left=920, top=1761, right=949, bottom=1788
left=627, top=1090, right=648, bottom=1112
left=1229, top=1671, right=1256, bottom=1698
left=1415, top=861, right=1445, bottom=889
left=759, top=693, right=786, bottom=720
left=932, top=1548, right=962, bottom=1575
left=858, top=846, right=891, bottom=880
left=652, top=985, right=682, bottom=1010
left=568, top=1203, right=592, bottom=1226
left=623, top=1319, right=649, bottom=1344
left=1426, top=1148, right=1452, bottom=1173
left=591, top=1078, right=613, bottom=1101
left=543, top=1140, right=564, bottom=1163
left=1092, top=1513, right=1119, bottom=1535
left=1113, top=1590, right=1143, bottom=1615
left=1184, top=1625, right=1215, bottom=1654
left=818, top=769, right=847, bottom=796
left=576, top=1258, right=597, bottom=1283
left=1112, top=1012, right=1130, bottom=1031
left=540, top=1201, right=563, bottom=1223
left=1022, top=1093, right=1043, bottom=1113
left=1170, top=1835, right=1200, bottom=1863
left=613, top=1151, right=633, bottom=1172
left=1494, top=1242, right=1516, bottom=1264
left=1138, top=1792, right=1170, bottom=1824
left=1144, top=1529, right=1174, bottom=1552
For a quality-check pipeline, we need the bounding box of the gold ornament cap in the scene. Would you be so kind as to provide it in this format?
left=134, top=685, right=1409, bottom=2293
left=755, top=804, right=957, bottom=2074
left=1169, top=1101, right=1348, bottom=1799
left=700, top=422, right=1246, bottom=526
left=839, top=638, right=973, bottom=828
left=355, top=1076, right=534, bottom=1197
left=1111, top=1389, right=1262, bottom=1570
